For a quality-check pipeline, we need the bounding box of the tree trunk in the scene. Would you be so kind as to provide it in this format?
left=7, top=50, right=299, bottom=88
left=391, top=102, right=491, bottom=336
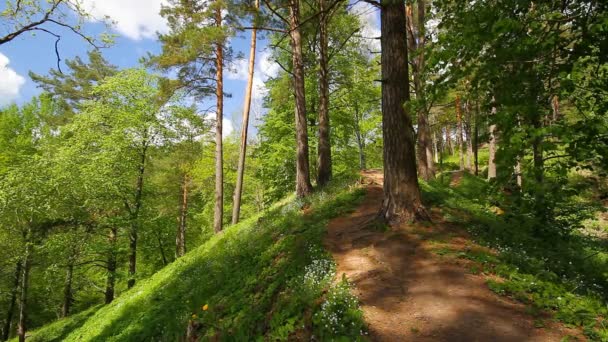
left=379, top=0, right=427, bottom=224
left=445, top=126, right=452, bottom=155
left=433, top=130, right=439, bottom=164
left=176, top=174, right=188, bottom=257
left=232, top=0, right=258, bottom=225
left=316, top=0, right=332, bottom=186
left=289, top=0, right=313, bottom=197
left=214, top=7, right=225, bottom=232
left=474, top=101, right=479, bottom=176
left=465, top=101, right=474, bottom=172
left=61, top=262, right=74, bottom=317
left=2, top=261, right=21, bottom=341
left=488, top=100, right=497, bottom=180
left=17, top=232, right=31, bottom=342
left=408, top=0, right=434, bottom=181
left=128, top=140, right=147, bottom=289
left=105, top=227, right=117, bottom=304
left=456, top=96, right=465, bottom=171
left=353, top=104, right=366, bottom=170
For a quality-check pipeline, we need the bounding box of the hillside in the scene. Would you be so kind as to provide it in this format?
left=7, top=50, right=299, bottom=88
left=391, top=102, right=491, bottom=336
left=18, top=176, right=367, bottom=341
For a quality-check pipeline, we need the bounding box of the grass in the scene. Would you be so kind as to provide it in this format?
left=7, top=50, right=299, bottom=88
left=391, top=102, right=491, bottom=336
left=8, top=305, right=100, bottom=342
left=24, top=175, right=367, bottom=341
left=421, top=172, right=608, bottom=340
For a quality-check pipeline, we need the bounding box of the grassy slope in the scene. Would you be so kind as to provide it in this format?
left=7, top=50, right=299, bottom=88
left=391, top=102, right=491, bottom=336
left=8, top=305, right=100, bottom=342
left=422, top=172, right=608, bottom=340
left=37, top=176, right=365, bottom=341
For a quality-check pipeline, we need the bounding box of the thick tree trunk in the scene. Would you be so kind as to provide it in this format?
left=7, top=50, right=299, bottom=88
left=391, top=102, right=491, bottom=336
left=214, top=8, right=225, bottom=232
left=105, top=227, right=117, bottom=304
left=289, top=0, right=313, bottom=197
left=408, top=0, right=434, bottom=181
left=316, top=0, right=332, bottom=186
left=232, top=0, right=258, bottom=225
left=353, top=104, right=366, bottom=170
left=379, top=0, right=427, bottom=224
left=17, top=234, right=31, bottom=342
left=2, top=261, right=21, bottom=341
left=61, top=262, right=74, bottom=317
left=488, top=100, right=497, bottom=180
left=176, top=174, right=188, bottom=257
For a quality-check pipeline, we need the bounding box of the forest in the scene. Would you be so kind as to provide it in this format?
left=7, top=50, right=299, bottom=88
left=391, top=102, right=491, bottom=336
left=0, top=0, right=607, bottom=340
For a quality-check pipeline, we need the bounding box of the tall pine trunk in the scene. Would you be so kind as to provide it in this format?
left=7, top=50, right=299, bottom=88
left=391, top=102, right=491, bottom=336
left=2, top=262, right=21, bottom=341
left=17, top=230, right=31, bottom=342
left=128, top=140, right=147, bottom=289
left=289, top=0, right=313, bottom=197
left=316, top=0, right=332, bottom=186
left=214, top=7, right=225, bottom=232
left=353, top=103, right=366, bottom=170
left=105, top=227, right=117, bottom=304
left=456, top=96, right=465, bottom=171
left=176, top=174, right=188, bottom=257
left=61, top=262, right=74, bottom=317
left=232, top=0, right=258, bottom=224
left=488, top=99, right=497, bottom=180
left=379, top=0, right=427, bottom=223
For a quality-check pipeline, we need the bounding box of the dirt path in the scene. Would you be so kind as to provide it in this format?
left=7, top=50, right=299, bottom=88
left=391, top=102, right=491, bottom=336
left=324, top=170, right=579, bottom=341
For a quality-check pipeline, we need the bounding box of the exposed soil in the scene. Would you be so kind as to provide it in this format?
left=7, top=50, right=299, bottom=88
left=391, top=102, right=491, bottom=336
left=324, top=170, right=582, bottom=341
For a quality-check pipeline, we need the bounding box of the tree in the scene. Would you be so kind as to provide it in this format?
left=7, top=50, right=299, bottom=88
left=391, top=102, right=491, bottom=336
left=0, top=0, right=112, bottom=70
left=378, top=0, right=427, bottom=223
left=232, top=0, right=260, bottom=224
left=154, top=0, right=235, bottom=232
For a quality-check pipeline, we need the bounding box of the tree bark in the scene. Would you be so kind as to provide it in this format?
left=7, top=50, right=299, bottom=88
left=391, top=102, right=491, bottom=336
left=232, top=0, right=258, bottom=225
left=316, top=0, right=332, bottom=186
left=465, top=100, right=474, bottom=172
left=214, top=7, right=225, bottom=232
left=353, top=103, right=366, bottom=170
left=379, top=0, right=427, bottom=223
left=61, top=262, right=74, bottom=317
left=408, top=0, right=434, bottom=181
left=456, top=96, right=465, bottom=171
left=17, top=231, right=31, bottom=342
left=2, top=261, right=21, bottom=341
left=176, top=174, right=188, bottom=257
left=105, top=227, right=117, bottom=304
left=289, top=0, right=313, bottom=197
left=128, top=139, right=147, bottom=289
left=488, top=99, right=497, bottom=180
left=474, top=100, right=479, bottom=175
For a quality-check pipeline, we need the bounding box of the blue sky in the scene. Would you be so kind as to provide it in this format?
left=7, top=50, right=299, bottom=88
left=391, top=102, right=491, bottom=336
left=0, top=0, right=379, bottom=134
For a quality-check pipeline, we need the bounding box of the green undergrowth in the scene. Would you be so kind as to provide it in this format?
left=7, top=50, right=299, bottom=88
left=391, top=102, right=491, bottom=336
left=8, top=305, right=100, bottom=342
left=32, top=176, right=368, bottom=341
left=421, top=172, right=608, bottom=340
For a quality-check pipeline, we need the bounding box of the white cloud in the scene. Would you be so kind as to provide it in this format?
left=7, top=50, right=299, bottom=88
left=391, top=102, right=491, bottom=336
left=251, top=49, right=280, bottom=101
left=82, top=0, right=169, bottom=40
left=0, top=53, right=26, bottom=106
left=227, top=58, right=249, bottom=80
left=203, top=112, right=234, bottom=137
left=350, top=2, right=381, bottom=51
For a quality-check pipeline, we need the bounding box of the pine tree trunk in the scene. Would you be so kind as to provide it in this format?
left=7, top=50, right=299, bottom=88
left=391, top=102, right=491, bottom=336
left=409, top=0, right=434, bottom=181
left=232, top=0, right=259, bottom=225
left=488, top=100, right=497, bottom=180
left=353, top=104, right=366, bottom=170
left=2, top=261, right=21, bottom=341
left=465, top=101, right=474, bottom=172
left=176, top=174, right=188, bottom=257
left=316, top=0, right=332, bottom=187
left=474, top=101, right=479, bottom=176
left=214, top=8, right=225, bottom=232
left=379, top=0, right=427, bottom=224
left=105, top=227, right=117, bottom=304
left=456, top=96, right=465, bottom=171
left=61, top=262, right=73, bottom=317
left=289, top=0, right=313, bottom=198
left=17, top=232, right=31, bottom=342
left=128, top=141, right=147, bottom=289
left=433, top=130, right=439, bottom=164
